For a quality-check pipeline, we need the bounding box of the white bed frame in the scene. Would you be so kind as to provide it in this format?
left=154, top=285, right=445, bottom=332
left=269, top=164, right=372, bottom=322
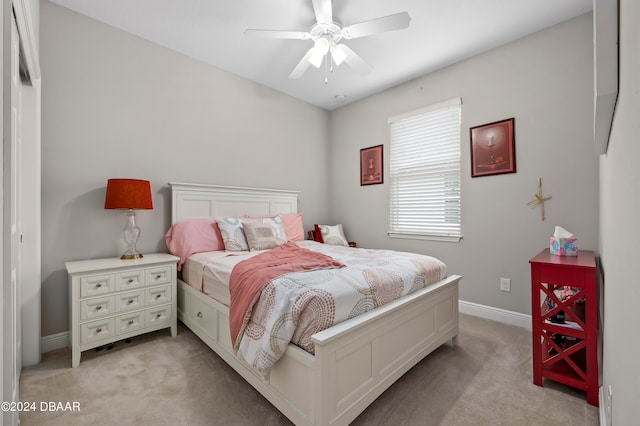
left=170, top=182, right=461, bottom=426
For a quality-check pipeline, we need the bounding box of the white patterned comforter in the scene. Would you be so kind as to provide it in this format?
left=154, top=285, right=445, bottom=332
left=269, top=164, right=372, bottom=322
left=235, top=240, right=447, bottom=376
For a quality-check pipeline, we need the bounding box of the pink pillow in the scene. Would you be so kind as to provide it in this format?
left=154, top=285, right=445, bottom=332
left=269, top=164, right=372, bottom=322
left=165, top=218, right=224, bottom=270
left=282, top=213, right=304, bottom=241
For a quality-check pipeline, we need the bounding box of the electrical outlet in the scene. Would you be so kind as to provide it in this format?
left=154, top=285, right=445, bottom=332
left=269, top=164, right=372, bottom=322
left=500, top=278, right=511, bottom=292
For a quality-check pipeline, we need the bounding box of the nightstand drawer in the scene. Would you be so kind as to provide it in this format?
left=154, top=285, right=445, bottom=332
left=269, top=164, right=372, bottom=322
left=537, top=265, right=586, bottom=288
left=146, top=284, right=171, bottom=306
left=146, top=305, right=171, bottom=327
left=116, top=311, right=145, bottom=335
left=80, top=296, right=115, bottom=321
left=146, top=266, right=172, bottom=286
left=80, top=274, right=114, bottom=298
left=81, top=318, right=115, bottom=345
left=116, top=290, right=145, bottom=313
left=116, top=270, right=145, bottom=291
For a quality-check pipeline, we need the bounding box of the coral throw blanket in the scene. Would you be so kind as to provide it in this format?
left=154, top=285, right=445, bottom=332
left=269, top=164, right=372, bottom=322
left=229, top=242, right=345, bottom=348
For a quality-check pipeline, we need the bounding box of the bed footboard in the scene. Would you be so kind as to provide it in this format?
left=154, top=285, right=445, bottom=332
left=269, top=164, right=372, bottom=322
left=312, top=274, right=460, bottom=425
left=178, top=275, right=460, bottom=426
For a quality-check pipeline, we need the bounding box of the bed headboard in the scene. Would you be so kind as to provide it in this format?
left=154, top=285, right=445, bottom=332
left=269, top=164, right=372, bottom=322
left=169, top=182, right=299, bottom=224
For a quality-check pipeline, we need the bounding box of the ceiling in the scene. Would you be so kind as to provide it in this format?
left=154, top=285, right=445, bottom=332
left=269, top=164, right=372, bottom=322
left=48, top=0, right=593, bottom=110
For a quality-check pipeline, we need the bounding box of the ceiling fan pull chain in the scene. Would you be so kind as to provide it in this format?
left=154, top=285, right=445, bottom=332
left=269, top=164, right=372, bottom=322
left=324, top=53, right=329, bottom=84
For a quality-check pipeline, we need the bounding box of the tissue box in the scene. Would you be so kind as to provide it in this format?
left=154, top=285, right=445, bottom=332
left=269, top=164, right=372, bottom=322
left=550, top=237, right=578, bottom=256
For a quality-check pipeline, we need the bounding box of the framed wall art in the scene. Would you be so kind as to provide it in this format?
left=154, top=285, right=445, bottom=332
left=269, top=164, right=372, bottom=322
left=470, top=118, right=516, bottom=177
left=360, top=145, right=383, bottom=185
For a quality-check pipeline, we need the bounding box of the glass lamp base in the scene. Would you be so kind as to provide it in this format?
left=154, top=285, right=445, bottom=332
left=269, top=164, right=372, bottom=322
left=121, top=252, right=143, bottom=260
left=121, top=209, right=143, bottom=260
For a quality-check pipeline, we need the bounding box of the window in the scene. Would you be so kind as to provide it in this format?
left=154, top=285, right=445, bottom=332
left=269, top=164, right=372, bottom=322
left=388, top=98, right=462, bottom=242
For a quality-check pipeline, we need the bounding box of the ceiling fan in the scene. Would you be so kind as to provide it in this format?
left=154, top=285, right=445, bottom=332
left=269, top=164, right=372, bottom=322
left=244, top=0, right=411, bottom=80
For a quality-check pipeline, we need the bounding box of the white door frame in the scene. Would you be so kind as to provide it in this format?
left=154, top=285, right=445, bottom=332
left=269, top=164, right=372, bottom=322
left=13, top=0, right=41, bottom=368
left=2, top=8, right=21, bottom=426
left=3, top=1, right=40, bottom=424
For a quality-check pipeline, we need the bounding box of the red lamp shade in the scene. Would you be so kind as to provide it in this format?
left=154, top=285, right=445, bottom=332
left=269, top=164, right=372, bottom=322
left=104, top=179, right=153, bottom=210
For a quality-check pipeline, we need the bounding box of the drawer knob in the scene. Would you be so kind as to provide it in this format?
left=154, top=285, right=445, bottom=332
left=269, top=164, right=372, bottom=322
left=156, top=274, right=162, bottom=279
left=156, top=294, right=161, bottom=299
left=156, top=314, right=161, bottom=318
left=96, top=283, right=102, bottom=288
left=96, top=328, right=102, bottom=333
left=197, top=312, right=203, bottom=318
left=128, top=299, right=134, bottom=304
left=128, top=320, right=134, bottom=325
left=96, top=306, right=102, bottom=311
left=128, top=279, right=134, bottom=283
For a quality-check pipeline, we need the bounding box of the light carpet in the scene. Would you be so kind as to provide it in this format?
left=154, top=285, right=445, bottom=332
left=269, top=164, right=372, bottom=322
left=19, top=314, right=599, bottom=425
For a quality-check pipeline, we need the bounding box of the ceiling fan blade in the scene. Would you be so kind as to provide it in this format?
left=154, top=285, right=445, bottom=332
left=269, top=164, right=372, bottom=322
left=312, top=0, right=333, bottom=24
left=244, top=29, right=311, bottom=40
left=342, top=12, right=411, bottom=39
left=289, top=47, right=316, bottom=79
left=338, top=44, right=371, bottom=75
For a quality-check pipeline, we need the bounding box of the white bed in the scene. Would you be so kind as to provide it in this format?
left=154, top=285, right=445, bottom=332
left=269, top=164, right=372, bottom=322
left=170, top=182, right=461, bottom=426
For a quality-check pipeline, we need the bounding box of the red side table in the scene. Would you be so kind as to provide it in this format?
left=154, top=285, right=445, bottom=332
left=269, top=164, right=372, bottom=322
left=529, top=249, right=598, bottom=406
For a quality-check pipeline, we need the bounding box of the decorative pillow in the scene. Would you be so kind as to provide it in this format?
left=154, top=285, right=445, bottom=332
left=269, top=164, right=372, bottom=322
left=242, top=221, right=285, bottom=251
left=281, top=213, right=305, bottom=241
left=164, top=218, right=224, bottom=270
left=215, top=217, right=249, bottom=251
left=241, top=214, right=294, bottom=242
left=256, top=215, right=288, bottom=242
left=315, top=224, right=349, bottom=246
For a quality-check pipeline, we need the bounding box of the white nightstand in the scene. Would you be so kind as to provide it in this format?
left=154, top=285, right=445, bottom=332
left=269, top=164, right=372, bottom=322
left=65, top=253, right=179, bottom=367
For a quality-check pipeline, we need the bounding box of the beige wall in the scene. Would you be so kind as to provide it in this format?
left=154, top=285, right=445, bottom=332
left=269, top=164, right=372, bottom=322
left=41, top=5, right=599, bottom=334
left=599, top=0, right=640, bottom=422
left=40, top=2, right=330, bottom=335
left=329, top=13, right=598, bottom=315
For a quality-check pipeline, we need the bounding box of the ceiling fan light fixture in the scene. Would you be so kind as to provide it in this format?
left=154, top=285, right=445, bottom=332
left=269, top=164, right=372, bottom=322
left=308, top=51, right=324, bottom=68
left=315, top=37, right=330, bottom=55
left=308, top=37, right=330, bottom=67
left=331, top=44, right=348, bottom=66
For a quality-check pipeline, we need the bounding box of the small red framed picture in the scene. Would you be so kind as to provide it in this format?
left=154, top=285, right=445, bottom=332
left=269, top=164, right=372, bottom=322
left=360, top=145, right=383, bottom=185
left=470, top=118, right=516, bottom=177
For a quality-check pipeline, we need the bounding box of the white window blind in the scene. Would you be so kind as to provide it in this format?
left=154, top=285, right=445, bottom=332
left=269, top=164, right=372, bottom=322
left=388, top=98, right=462, bottom=242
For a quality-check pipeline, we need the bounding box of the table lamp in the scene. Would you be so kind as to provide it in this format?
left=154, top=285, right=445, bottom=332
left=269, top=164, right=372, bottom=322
left=104, top=178, right=153, bottom=259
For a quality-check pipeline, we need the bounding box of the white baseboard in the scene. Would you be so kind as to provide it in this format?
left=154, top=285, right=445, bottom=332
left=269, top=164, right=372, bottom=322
left=42, top=302, right=529, bottom=353
left=459, top=300, right=531, bottom=330
left=41, top=331, right=69, bottom=353
left=599, top=386, right=611, bottom=426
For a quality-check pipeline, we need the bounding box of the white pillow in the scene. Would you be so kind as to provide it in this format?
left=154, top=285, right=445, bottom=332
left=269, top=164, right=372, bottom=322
left=317, top=224, right=348, bottom=246
left=215, top=217, right=249, bottom=251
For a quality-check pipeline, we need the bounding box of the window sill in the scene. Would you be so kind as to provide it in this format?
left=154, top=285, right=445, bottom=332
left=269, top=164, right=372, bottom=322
left=387, top=232, right=462, bottom=243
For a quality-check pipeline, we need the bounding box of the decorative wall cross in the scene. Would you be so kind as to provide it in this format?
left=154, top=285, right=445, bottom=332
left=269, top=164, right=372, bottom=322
left=527, top=178, right=552, bottom=221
